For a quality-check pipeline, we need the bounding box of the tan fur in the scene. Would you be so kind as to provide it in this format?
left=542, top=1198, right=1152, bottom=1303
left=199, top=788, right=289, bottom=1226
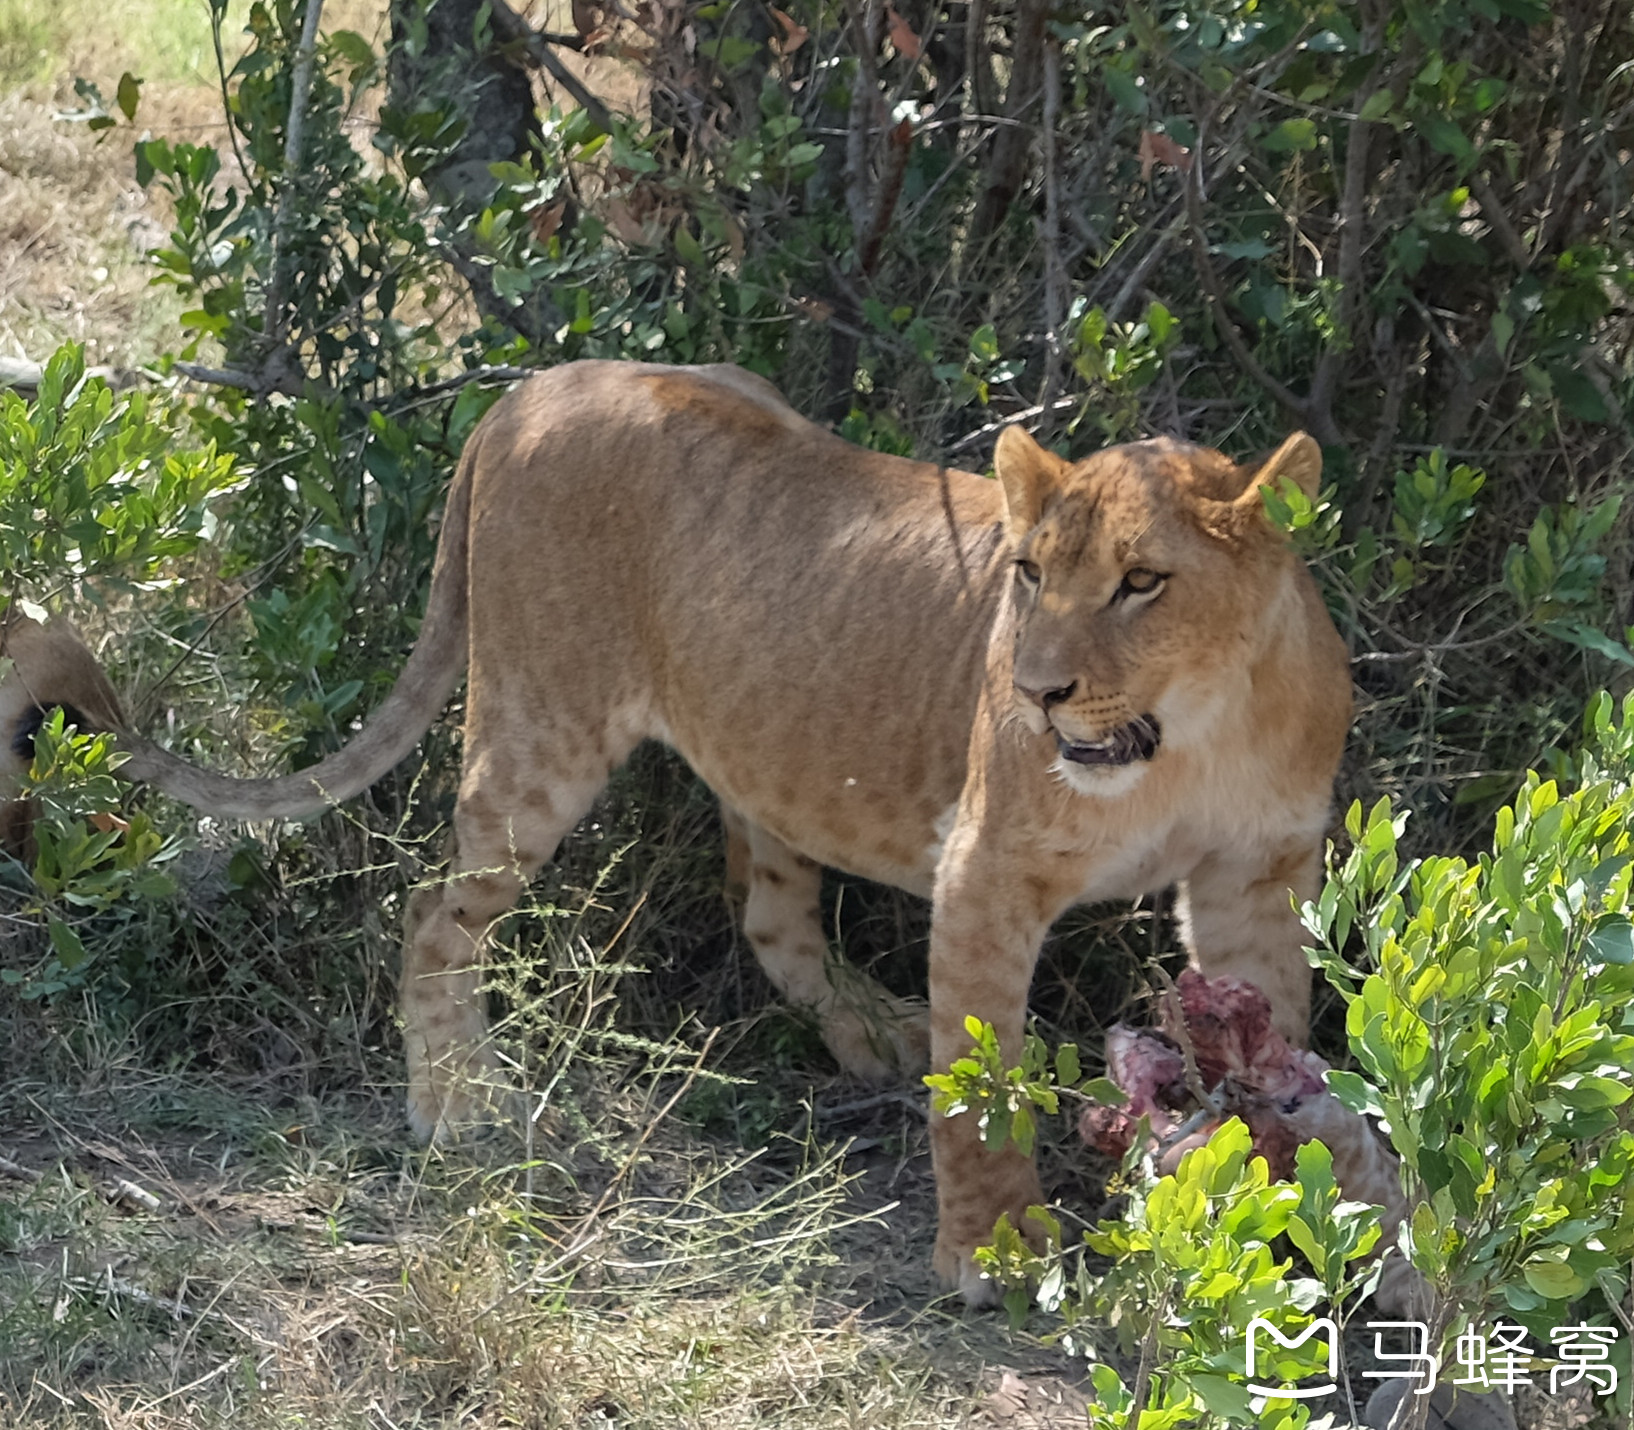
left=0, top=609, right=130, bottom=857
left=0, top=362, right=1352, bottom=1305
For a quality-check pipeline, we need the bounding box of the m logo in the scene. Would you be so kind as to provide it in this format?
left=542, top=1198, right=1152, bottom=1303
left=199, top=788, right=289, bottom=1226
left=1245, top=1316, right=1339, bottom=1398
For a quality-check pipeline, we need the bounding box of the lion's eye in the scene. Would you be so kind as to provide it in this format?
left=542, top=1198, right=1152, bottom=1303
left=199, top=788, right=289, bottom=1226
left=1116, top=568, right=1166, bottom=602
left=1014, top=559, right=1042, bottom=589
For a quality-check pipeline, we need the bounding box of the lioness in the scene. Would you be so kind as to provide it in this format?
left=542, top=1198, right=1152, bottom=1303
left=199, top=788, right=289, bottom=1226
left=0, top=362, right=1350, bottom=1302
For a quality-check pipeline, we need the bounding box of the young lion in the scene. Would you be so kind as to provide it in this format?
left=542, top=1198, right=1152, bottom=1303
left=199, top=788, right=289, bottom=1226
left=0, top=362, right=1351, bottom=1303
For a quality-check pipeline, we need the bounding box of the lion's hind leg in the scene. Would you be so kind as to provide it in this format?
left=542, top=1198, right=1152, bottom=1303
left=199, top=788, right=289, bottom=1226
left=731, top=812, right=928, bottom=1080
left=401, top=751, right=620, bottom=1142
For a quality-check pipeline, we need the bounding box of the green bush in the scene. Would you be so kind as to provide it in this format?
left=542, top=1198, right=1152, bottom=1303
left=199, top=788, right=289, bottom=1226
left=938, top=693, right=1634, bottom=1421
left=1306, top=691, right=1634, bottom=1352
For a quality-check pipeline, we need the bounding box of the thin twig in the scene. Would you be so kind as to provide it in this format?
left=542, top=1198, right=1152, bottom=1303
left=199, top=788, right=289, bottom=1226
left=209, top=0, right=250, bottom=184
left=398, top=364, right=535, bottom=401
left=487, top=0, right=613, bottom=135
left=1151, top=966, right=1225, bottom=1118
left=1038, top=36, right=1065, bottom=413
left=816, top=1091, right=926, bottom=1120
left=944, top=397, right=1081, bottom=455
left=264, top=0, right=327, bottom=345
left=1123, top=1291, right=1168, bottom=1427
left=592, top=1030, right=717, bottom=1211
left=0, top=1153, right=43, bottom=1182
left=132, top=525, right=316, bottom=718
left=102, top=1267, right=192, bottom=1321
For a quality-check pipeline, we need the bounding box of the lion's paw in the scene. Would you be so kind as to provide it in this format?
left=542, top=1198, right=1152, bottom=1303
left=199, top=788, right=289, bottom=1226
left=406, top=1045, right=515, bottom=1144
left=933, top=1232, right=1006, bottom=1308
left=820, top=992, right=929, bottom=1081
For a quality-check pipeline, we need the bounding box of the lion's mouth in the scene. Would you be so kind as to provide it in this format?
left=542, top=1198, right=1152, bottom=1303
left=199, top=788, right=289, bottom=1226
left=1055, top=715, right=1162, bottom=768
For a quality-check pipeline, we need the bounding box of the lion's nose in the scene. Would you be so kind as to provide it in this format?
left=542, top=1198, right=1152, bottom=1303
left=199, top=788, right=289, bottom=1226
left=1015, top=679, right=1076, bottom=710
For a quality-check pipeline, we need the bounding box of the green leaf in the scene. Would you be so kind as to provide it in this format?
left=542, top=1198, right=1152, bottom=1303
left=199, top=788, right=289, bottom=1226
left=115, top=72, right=143, bottom=122
left=328, top=29, right=376, bottom=68
left=1586, top=917, right=1634, bottom=965
left=1548, top=363, right=1614, bottom=422
left=673, top=224, right=706, bottom=268
left=1358, top=90, right=1394, bottom=122
left=1054, top=1043, right=1080, bottom=1086
left=447, top=382, right=505, bottom=445
left=1216, top=238, right=1274, bottom=260
left=1418, top=113, right=1476, bottom=165
left=1261, top=118, right=1318, bottom=153
left=1082, top=1076, right=1128, bottom=1107
left=1541, top=622, right=1634, bottom=666
left=1102, top=66, right=1147, bottom=116
left=1522, top=1256, right=1587, bottom=1300
left=47, top=916, right=87, bottom=971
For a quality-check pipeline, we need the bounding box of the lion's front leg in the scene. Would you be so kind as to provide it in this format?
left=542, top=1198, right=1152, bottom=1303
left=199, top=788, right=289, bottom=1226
left=1176, top=837, right=1326, bottom=1044
left=927, top=823, right=1077, bottom=1306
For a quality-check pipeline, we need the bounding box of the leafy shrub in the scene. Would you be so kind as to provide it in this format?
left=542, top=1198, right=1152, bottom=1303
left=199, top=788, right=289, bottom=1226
left=937, top=692, right=1634, bottom=1422
left=1306, top=692, right=1634, bottom=1353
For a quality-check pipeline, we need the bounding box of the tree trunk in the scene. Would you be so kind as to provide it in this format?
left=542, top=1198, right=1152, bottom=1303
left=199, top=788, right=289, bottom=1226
left=387, top=0, right=543, bottom=213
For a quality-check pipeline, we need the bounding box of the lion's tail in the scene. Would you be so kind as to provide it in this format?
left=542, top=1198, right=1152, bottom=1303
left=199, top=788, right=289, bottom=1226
left=118, top=430, right=477, bottom=823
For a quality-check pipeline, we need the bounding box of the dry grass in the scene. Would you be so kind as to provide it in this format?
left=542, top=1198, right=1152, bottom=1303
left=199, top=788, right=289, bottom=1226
left=0, top=880, right=1083, bottom=1430
left=0, top=0, right=390, bottom=372
left=0, top=96, right=184, bottom=371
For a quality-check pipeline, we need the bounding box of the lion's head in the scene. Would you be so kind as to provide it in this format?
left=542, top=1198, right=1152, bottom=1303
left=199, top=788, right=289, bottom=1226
left=993, top=426, right=1324, bottom=797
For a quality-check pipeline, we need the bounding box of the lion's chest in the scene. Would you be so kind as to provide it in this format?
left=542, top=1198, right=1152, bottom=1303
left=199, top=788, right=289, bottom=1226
left=1055, top=748, right=1307, bottom=905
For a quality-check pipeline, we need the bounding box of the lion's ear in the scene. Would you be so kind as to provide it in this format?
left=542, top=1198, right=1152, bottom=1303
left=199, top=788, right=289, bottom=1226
left=1233, top=431, right=1322, bottom=515
left=994, top=426, right=1065, bottom=541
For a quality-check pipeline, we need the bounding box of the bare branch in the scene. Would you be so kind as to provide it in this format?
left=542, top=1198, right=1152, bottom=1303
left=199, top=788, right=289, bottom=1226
left=963, top=0, right=993, bottom=122
left=264, top=0, right=327, bottom=345
left=1469, top=170, right=1533, bottom=271
left=0, top=1152, right=42, bottom=1182
left=487, top=0, right=614, bottom=135
left=967, top=0, right=1047, bottom=244
left=842, top=0, right=884, bottom=242
left=1183, top=157, right=1339, bottom=444
left=170, top=361, right=310, bottom=398
left=857, top=121, right=913, bottom=276
left=1039, top=37, right=1066, bottom=411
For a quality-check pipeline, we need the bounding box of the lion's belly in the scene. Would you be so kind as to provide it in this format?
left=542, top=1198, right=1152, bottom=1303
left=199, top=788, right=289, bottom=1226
left=676, top=733, right=951, bottom=899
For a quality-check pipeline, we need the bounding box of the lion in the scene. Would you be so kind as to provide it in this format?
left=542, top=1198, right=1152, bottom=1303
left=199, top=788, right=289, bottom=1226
left=0, top=361, right=1351, bottom=1303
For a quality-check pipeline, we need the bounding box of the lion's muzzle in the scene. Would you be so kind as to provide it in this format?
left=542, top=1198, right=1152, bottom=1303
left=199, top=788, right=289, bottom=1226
left=1054, top=714, right=1162, bottom=767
